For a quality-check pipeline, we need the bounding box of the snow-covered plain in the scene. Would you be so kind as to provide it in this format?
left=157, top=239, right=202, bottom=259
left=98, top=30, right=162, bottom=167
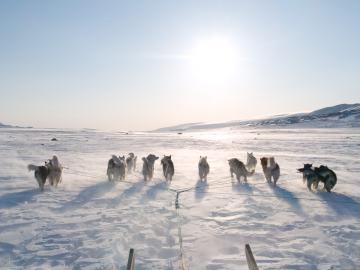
left=0, top=128, right=359, bottom=269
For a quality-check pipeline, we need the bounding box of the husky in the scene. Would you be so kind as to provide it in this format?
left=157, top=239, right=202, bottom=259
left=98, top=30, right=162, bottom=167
left=28, top=164, right=49, bottom=191
left=142, top=154, right=159, bottom=181
left=297, top=164, right=325, bottom=191
left=161, top=155, right=175, bottom=181
left=314, top=165, right=337, bottom=192
left=107, top=158, right=117, bottom=181
left=27, top=155, right=63, bottom=190
left=198, top=156, right=210, bottom=181
left=126, top=153, right=137, bottom=173
left=107, top=155, right=126, bottom=181
left=260, top=157, right=280, bottom=186
left=228, top=158, right=254, bottom=182
left=46, top=155, right=63, bottom=187
left=299, top=163, right=313, bottom=183
left=246, top=152, right=257, bottom=172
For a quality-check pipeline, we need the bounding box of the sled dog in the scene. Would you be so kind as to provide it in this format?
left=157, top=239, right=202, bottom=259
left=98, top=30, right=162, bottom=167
left=126, top=153, right=137, bottom=173
left=28, top=164, right=49, bottom=191
left=260, top=157, right=280, bottom=186
left=107, top=155, right=126, bottom=181
left=297, top=164, right=324, bottom=191
left=198, top=156, right=210, bottom=181
left=46, top=155, right=63, bottom=187
left=27, top=155, right=63, bottom=190
left=142, top=154, right=159, bottom=181
left=246, top=152, right=257, bottom=172
left=228, top=158, right=254, bottom=182
left=161, top=155, right=175, bottom=181
left=314, top=165, right=337, bottom=192
left=299, top=163, right=313, bottom=183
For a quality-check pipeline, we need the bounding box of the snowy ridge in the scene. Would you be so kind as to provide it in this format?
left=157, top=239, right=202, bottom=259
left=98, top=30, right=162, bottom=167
left=0, top=122, right=32, bottom=129
left=155, top=103, right=360, bottom=132
left=0, top=122, right=15, bottom=128
left=0, top=128, right=360, bottom=269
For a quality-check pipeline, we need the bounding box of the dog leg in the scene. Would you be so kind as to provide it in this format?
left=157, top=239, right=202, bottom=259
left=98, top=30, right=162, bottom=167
left=307, top=180, right=313, bottom=191
left=37, top=177, right=42, bottom=190
left=313, top=180, right=319, bottom=190
left=230, top=168, right=234, bottom=178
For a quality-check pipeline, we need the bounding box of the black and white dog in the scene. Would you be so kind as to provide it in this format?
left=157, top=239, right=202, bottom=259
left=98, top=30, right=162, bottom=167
left=298, top=164, right=337, bottom=192
left=28, top=155, right=63, bottom=191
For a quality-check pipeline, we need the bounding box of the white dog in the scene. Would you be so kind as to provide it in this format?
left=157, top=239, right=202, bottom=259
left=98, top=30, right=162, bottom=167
left=46, top=155, right=63, bottom=187
left=126, top=153, right=137, bottom=173
left=246, top=152, right=257, bottom=172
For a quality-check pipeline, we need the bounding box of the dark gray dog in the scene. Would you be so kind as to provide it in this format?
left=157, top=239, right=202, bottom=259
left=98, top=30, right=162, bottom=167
left=142, top=154, right=159, bottom=181
left=161, top=155, right=175, bottom=181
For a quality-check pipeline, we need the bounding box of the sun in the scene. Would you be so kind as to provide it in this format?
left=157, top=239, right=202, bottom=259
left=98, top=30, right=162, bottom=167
left=188, top=37, right=238, bottom=82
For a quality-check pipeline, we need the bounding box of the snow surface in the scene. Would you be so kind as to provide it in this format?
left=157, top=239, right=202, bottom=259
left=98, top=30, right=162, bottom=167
left=0, top=128, right=360, bottom=269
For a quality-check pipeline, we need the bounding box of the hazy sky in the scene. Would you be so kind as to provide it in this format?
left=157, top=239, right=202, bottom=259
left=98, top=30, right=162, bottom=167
left=1, top=1, right=359, bottom=131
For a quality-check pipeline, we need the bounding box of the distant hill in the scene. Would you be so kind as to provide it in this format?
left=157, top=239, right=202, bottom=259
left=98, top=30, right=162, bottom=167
left=154, top=103, right=360, bottom=132
left=0, top=122, right=14, bottom=128
left=0, top=122, right=32, bottom=129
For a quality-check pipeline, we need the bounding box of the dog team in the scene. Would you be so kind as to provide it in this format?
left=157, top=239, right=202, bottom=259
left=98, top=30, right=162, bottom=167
left=28, top=152, right=337, bottom=193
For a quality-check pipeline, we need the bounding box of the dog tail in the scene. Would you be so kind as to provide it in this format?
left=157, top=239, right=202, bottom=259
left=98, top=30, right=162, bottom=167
left=27, top=164, right=38, bottom=171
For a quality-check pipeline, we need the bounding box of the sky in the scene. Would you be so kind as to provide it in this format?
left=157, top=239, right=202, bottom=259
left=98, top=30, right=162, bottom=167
left=0, top=1, right=359, bottom=131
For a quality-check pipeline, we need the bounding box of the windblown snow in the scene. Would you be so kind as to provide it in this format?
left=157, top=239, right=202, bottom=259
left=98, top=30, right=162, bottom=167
left=0, top=128, right=359, bottom=269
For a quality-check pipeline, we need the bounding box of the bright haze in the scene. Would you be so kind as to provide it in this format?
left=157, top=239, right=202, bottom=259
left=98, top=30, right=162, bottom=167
left=0, top=1, right=359, bottom=131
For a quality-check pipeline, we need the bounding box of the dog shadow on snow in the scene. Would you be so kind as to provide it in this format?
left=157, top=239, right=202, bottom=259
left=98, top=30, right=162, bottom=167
left=316, top=191, right=360, bottom=217
left=107, top=181, right=146, bottom=208
left=194, top=179, right=209, bottom=201
left=145, top=181, right=169, bottom=200
left=269, top=184, right=305, bottom=215
left=54, top=180, right=115, bottom=212
left=231, top=180, right=258, bottom=194
left=0, top=189, right=41, bottom=209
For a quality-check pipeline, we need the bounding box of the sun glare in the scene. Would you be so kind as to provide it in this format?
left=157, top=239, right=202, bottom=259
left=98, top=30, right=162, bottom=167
left=188, top=37, right=238, bottom=82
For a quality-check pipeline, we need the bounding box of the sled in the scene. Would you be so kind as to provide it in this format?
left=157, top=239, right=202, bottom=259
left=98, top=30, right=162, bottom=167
left=127, top=248, right=135, bottom=270
left=245, top=244, right=259, bottom=270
